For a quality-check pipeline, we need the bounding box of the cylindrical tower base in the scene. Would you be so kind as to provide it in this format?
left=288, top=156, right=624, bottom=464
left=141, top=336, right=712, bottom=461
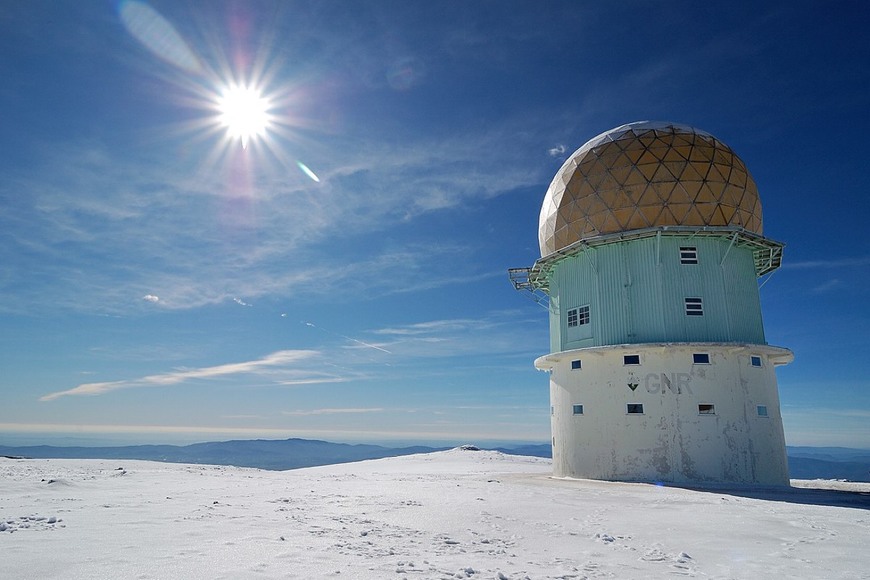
left=536, top=343, right=792, bottom=486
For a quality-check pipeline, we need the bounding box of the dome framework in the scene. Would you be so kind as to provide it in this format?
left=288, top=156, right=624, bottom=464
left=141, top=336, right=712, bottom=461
left=539, top=122, right=763, bottom=257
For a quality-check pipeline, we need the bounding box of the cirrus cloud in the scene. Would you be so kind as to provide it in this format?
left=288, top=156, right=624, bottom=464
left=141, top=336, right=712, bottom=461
left=40, top=349, right=320, bottom=401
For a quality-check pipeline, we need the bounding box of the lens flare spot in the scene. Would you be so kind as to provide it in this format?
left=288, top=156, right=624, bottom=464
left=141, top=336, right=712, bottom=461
left=118, top=0, right=201, bottom=73
left=218, top=85, right=271, bottom=149
left=296, top=161, right=320, bottom=182
left=386, top=56, right=424, bottom=91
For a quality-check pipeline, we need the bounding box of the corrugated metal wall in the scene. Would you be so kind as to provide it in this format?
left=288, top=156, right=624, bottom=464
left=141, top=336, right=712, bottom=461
left=547, top=235, right=766, bottom=350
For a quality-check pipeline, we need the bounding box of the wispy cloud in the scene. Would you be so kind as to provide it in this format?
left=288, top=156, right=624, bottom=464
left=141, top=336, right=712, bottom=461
left=783, top=407, right=870, bottom=419
left=276, top=377, right=350, bottom=386
left=220, top=414, right=264, bottom=420
left=781, top=406, right=870, bottom=447
left=304, top=321, right=392, bottom=354
left=0, top=123, right=548, bottom=315
left=783, top=257, right=870, bottom=270
left=40, top=349, right=320, bottom=401
left=364, top=311, right=545, bottom=360
left=810, top=279, right=842, bottom=294
left=373, top=318, right=488, bottom=336
left=548, top=144, right=566, bottom=157
left=282, top=407, right=385, bottom=416
left=372, top=310, right=537, bottom=338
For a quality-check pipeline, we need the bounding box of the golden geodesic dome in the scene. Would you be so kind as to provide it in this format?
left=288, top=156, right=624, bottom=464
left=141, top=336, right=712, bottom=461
left=539, top=121, right=763, bottom=256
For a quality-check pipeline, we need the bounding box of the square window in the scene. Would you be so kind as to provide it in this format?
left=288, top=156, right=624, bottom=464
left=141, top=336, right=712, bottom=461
left=623, top=354, right=640, bottom=365
left=757, top=405, right=768, bottom=417
left=571, top=359, right=582, bottom=370
left=577, top=305, right=590, bottom=325
left=572, top=404, right=584, bottom=415
left=680, top=246, right=698, bottom=265
left=685, top=297, right=704, bottom=316
left=627, top=403, right=644, bottom=414
left=750, top=355, right=762, bottom=367
left=698, top=403, right=715, bottom=415
left=568, top=305, right=590, bottom=328
left=567, top=308, right=578, bottom=328
left=693, top=353, right=710, bottom=364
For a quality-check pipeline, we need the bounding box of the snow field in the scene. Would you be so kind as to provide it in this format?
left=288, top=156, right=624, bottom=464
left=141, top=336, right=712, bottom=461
left=1, top=449, right=868, bottom=579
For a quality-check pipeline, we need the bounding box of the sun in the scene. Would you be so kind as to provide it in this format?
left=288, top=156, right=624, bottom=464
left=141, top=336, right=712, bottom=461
left=217, top=85, right=271, bottom=149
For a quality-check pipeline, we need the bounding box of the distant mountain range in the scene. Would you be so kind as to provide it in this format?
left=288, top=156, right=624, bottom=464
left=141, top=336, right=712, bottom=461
left=785, top=446, right=870, bottom=482
left=0, top=438, right=444, bottom=471
left=2, top=439, right=867, bottom=482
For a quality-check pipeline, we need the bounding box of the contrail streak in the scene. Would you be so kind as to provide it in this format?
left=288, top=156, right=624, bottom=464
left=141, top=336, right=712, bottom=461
left=303, top=321, right=392, bottom=354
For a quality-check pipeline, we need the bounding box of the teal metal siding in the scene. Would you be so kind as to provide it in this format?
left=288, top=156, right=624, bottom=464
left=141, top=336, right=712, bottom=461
left=548, top=235, right=766, bottom=350
left=548, top=292, right=561, bottom=352
left=624, top=240, right=665, bottom=343
left=721, top=244, right=766, bottom=343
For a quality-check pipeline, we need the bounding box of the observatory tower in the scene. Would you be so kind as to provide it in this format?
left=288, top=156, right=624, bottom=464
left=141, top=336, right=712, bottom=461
left=510, top=122, right=792, bottom=485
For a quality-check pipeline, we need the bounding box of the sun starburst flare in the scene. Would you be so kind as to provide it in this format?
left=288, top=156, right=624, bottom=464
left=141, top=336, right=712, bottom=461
left=217, top=85, right=271, bottom=149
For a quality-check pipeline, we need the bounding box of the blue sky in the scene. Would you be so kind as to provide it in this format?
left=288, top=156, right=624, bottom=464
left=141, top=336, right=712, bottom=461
left=1, top=1, right=868, bottom=448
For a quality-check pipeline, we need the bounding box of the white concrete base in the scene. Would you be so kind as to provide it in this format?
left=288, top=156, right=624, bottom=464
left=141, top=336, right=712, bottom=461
left=536, top=343, right=793, bottom=486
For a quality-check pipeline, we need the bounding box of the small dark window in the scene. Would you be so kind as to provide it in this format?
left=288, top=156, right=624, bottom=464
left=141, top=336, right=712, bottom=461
left=685, top=297, right=704, bottom=316
left=680, top=246, right=698, bottom=264
left=699, top=404, right=715, bottom=415
left=571, top=359, right=582, bottom=370
left=750, top=355, right=762, bottom=367
left=693, top=353, right=710, bottom=364
left=757, top=405, right=768, bottom=417
left=567, top=308, right=578, bottom=327
left=577, top=305, right=590, bottom=325
left=627, top=403, right=644, bottom=414
left=572, top=404, right=584, bottom=415
left=623, top=354, right=640, bottom=365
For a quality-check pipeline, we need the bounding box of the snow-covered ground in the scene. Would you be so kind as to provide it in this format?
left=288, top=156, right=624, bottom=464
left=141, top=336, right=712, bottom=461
left=2, top=449, right=868, bottom=579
